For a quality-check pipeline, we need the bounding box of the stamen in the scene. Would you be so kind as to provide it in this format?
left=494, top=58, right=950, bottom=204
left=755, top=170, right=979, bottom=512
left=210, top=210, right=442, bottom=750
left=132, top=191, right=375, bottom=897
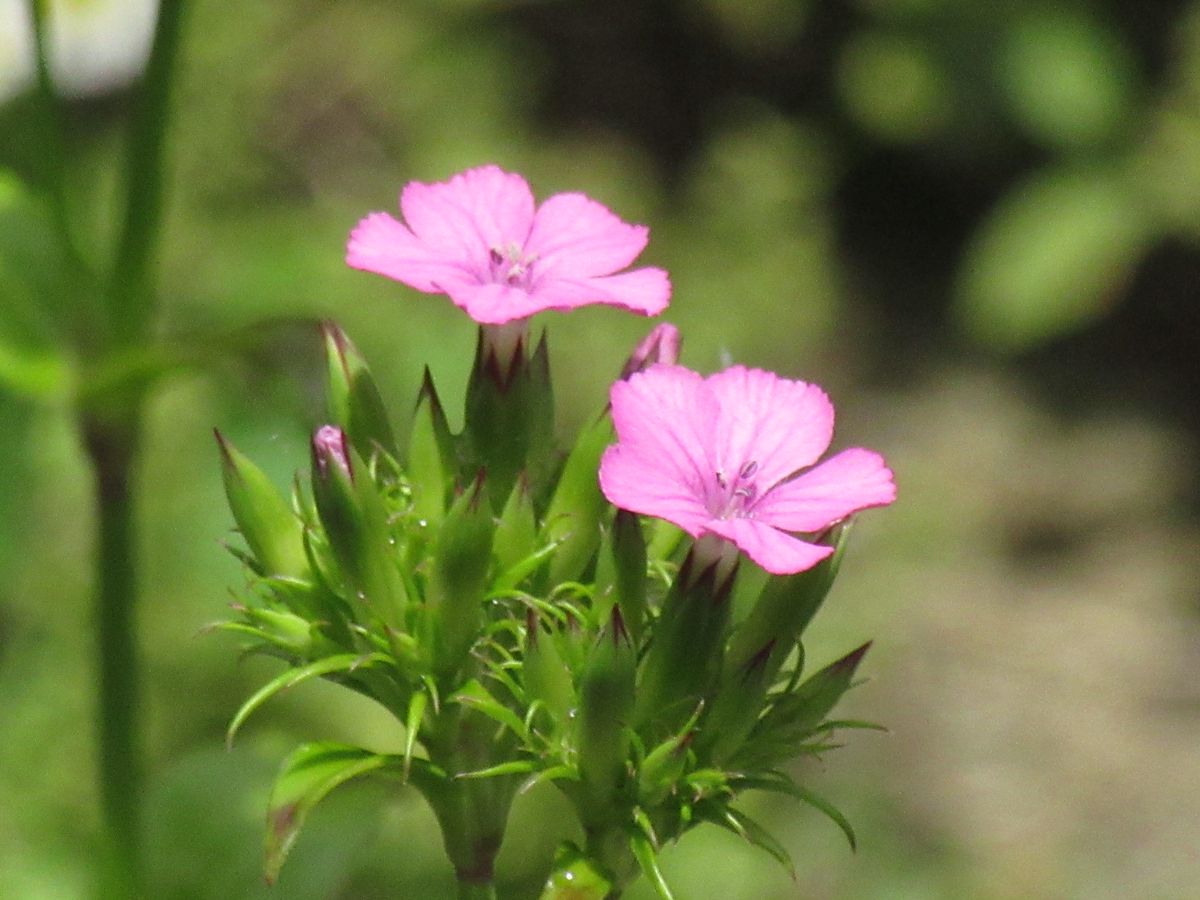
left=739, top=460, right=758, bottom=480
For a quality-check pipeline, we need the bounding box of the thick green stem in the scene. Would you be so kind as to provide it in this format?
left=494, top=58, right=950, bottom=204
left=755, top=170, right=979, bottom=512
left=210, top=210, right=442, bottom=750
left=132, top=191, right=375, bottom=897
left=82, top=408, right=143, bottom=899
left=419, top=706, right=520, bottom=900
left=456, top=879, right=498, bottom=900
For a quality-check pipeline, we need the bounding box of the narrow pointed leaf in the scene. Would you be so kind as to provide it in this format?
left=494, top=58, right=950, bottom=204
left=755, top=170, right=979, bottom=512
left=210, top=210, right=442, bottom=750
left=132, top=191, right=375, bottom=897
left=403, top=690, right=427, bottom=780
left=629, top=824, right=674, bottom=900
left=265, top=741, right=400, bottom=883
left=226, top=652, right=390, bottom=747
left=700, top=804, right=796, bottom=877
left=449, top=679, right=528, bottom=741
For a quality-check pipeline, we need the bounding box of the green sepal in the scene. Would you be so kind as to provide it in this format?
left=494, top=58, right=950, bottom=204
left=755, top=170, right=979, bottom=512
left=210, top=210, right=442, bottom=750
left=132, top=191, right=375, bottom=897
left=321, top=321, right=396, bottom=458
left=541, top=412, right=614, bottom=585
left=463, top=327, right=554, bottom=510
left=609, top=509, right=647, bottom=643
left=633, top=547, right=737, bottom=735
left=522, top=611, right=575, bottom=730
left=427, top=472, right=495, bottom=674
left=697, top=638, right=778, bottom=765
left=264, top=741, right=401, bottom=884
left=576, top=609, right=636, bottom=811
left=309, top=430, right=405, bottom=631
left=637, top=727, right=694, bottom=807
left=407, top=367, right=455, bottom=530
left=735, top=642, right=872, bottom=769
left=449, top=678, right=529, bottom=742
left=494, top=474, right=537, bottom=575
left=215, top=430, right=308, bottom=579
left=538, top=842, right=614, bottom=900
left=725, top=522, right=851, bottom=681
left=226, top=652, right=391, bottom=748
left=222, top=605, right=314, bottom=657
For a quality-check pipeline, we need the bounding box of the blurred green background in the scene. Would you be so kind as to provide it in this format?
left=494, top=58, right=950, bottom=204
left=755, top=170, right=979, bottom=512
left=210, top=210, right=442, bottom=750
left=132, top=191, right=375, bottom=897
left=2, top=0, right=1199, bottom=897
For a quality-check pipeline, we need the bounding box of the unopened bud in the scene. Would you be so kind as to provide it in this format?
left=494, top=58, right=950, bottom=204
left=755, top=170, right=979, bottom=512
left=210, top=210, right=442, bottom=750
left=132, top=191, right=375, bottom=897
left=312, top=425, right=352, bottom=481
left=618, top=322, right=681, bottom=380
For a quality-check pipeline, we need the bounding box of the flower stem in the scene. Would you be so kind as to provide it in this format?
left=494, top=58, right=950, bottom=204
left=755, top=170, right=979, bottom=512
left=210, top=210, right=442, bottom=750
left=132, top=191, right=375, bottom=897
left=456, top=879, right=498, bottom=900
left=107, top=0, right=189, bottom=348
left=418, top=706, right=519, bottom=900
left=82, top=408, right=143, bottom=899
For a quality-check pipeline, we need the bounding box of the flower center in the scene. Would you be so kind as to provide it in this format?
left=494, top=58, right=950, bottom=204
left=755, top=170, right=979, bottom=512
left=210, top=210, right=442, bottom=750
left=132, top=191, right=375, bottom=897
left=488, top=243, right=537, bottom=289
left=709, top=459, right=759, bottom=519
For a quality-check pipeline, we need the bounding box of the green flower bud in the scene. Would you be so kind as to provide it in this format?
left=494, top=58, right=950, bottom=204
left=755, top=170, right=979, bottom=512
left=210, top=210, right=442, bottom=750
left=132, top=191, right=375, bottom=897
left=407, top=367, right=456, bottom=530
left=321, top=321, right=396, bottom=458
left=463, top=328, right=554, bottom=511
left=539, top=842, right=614, bottom=900
left=310, top=426, right=404, bottom=630
left=633, top=540, right=738, bottom=736
left=576, top=609, right=635, bottom=812
left=427, top=472, right=495, bottom=674
left=215, top=429, right=308, bottom=579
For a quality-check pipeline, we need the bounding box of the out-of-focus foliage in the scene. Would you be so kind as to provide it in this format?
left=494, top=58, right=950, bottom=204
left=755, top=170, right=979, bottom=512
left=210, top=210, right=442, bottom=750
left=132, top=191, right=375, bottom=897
left=1, top=0, right=1198, bottom=898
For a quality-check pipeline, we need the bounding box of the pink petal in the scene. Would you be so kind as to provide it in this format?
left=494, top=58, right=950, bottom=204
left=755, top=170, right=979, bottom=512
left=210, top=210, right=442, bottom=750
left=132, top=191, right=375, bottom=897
left=525, top=192, right=650, bottom=279
left=599, top=445, right=711, bottom=535
left=531, top=268, right=671, bottom=316
left=445, top=281, right=548, bottom=325
left=706, top=366, right=834, bottom=490
left=346, top=212, right=478, bottom=294
left=754, top=448, right=896, bottom=533
left=606, top=364, right=717, bottom=508
left=703, top=517, right=834, bottom=575
left=400, top=165, right=536, bottom=271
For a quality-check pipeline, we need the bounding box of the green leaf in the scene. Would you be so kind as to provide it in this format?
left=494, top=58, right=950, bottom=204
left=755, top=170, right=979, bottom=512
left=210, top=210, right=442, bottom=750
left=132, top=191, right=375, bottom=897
left=455, top=759, right=537, bottom=780
left=957, top=166, right=1150, bottom=350
left=697, top=802, right=795, bottom=877
left=728, top=774, right=857, bottom=851
left=226, top=653, right=390, bottom=747
left=264, top=741, right=400, bottom=884
left=629, top=823, right=674, bottom=900
left=449, top=679, right=529, bottom=742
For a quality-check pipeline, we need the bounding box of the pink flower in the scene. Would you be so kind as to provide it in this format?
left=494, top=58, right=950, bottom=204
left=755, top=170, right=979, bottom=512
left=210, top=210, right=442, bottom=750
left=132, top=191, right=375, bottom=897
left=599, top=364, right=896, bottom=575
left=346, top=165, right=671, bottom=325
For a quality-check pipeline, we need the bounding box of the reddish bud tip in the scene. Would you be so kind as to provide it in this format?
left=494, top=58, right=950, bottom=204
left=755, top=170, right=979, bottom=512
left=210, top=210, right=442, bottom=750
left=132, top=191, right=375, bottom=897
left=312, top=425, right=352, bottom=480
left=619, top=322, right=681, bottom=380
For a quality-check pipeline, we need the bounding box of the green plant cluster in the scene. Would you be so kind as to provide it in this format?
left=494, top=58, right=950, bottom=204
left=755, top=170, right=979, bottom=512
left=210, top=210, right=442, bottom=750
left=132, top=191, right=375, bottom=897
left=217, top=323, right=877, bottom=899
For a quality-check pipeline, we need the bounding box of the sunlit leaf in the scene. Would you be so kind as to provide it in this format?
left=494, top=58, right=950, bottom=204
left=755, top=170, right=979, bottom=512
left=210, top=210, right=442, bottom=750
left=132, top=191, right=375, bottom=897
left=957, top=167, right=1151, bottom=350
